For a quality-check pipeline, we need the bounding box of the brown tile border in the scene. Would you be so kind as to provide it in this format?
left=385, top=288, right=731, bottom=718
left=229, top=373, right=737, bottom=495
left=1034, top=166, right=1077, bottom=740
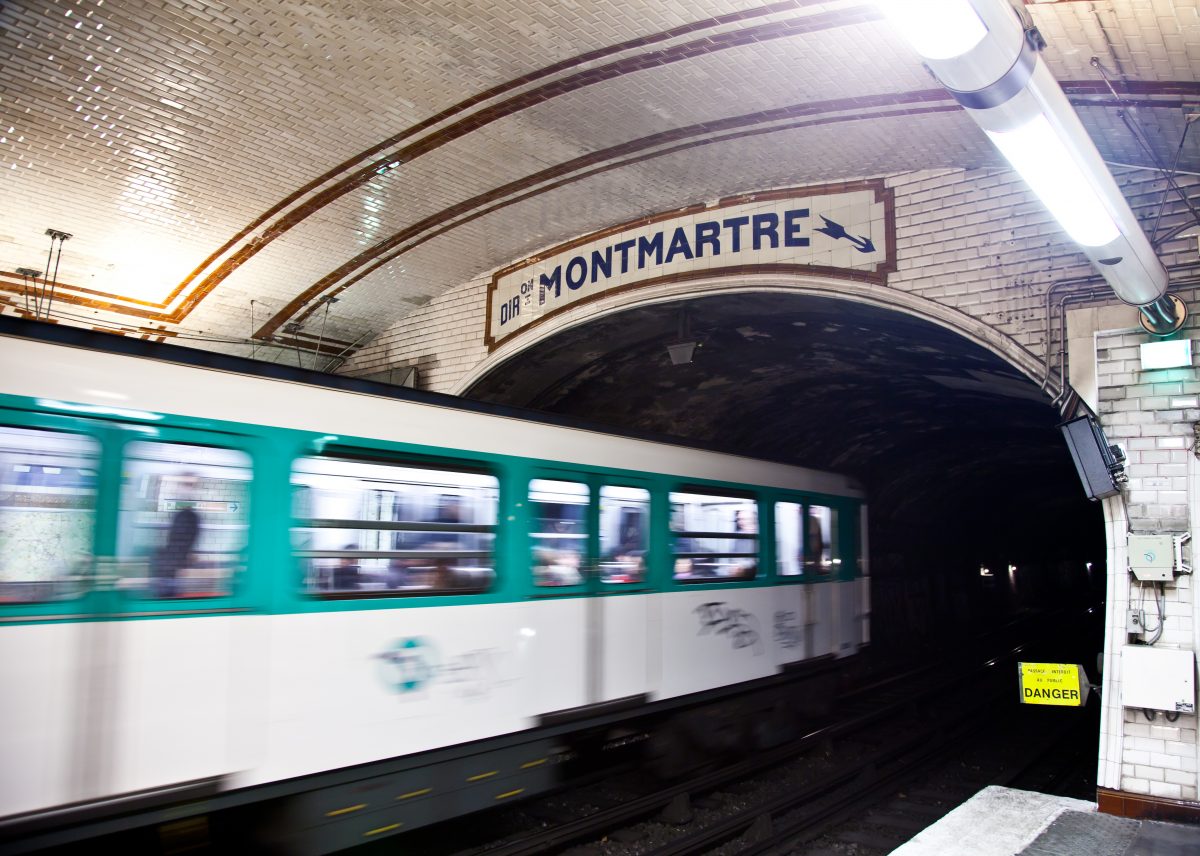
left=285, top=102, right=956, bottom=340
left=168, top=0, right=828, bottom=312
left=1097, top=787, right=1200, bottom=823
left=13, top=3, right=846, bottom=328
left=0, top=277, right=168, bottom=321
left=21, top=77, right=1190, bottom=333
left=9, top=69, right=1194, bottom=345
left=0, top=273, right=167, bottom=309
left=269, top=93, right=947, bottom=338
left=13, top=0, right=1198, bottom=347
left=256, top=78, right=1197, bottom=343
left=211, top=4, right=885, bottom=334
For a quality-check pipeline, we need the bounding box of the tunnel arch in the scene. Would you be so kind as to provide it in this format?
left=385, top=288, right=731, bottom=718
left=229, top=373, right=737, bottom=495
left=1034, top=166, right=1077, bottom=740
left=459, top=276, right=1105, bottom=616
left=453, top=274, right=1055, bottom=401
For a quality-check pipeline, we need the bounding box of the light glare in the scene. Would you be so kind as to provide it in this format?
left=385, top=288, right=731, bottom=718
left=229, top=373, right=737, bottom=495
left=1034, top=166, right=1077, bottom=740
left=1140, top=339, right=1192, bottom=370
left=36, top=399, right=162, bottom=421
left=985, top=114, right=1121, bottom=247
left=877, top=0, right=987, bottom=60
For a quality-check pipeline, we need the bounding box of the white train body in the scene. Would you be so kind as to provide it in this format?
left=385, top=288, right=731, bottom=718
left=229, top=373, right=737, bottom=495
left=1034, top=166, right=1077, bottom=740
left=0, top=320, right=868, bottom=851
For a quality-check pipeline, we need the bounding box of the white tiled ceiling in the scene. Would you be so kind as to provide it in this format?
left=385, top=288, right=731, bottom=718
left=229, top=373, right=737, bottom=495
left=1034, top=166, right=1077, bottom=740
left=1, top=0, right=1196, bottom=360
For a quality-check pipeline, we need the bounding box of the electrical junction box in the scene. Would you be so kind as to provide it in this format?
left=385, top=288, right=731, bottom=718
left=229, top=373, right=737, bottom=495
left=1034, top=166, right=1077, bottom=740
left=1128, top=534, right=1176, bottom=582
left=1121, top=646, right=1196, bottom=713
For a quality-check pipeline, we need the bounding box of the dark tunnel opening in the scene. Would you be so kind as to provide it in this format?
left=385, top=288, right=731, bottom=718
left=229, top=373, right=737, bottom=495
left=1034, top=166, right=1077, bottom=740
left=464, top=292, right=1106, bottom=649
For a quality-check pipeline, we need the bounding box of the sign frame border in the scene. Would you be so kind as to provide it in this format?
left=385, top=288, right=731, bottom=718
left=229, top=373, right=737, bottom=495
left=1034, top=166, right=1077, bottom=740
left=484, top=179, right=897, bottom=352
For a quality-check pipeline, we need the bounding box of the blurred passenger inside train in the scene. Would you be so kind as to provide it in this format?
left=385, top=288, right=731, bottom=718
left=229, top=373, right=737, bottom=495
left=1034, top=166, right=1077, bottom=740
left=672, top=496, right=758, bottom=580
left=149, top=472, right=202, bottom=598
left=533, top=532, right=583, bottom=586
left=602, top=519, right=646, bottom=584
left=121, top=443, right=250, bottom=599
left=532, top=501, right=585, bottom=586
left=421, top=494, right=471, bottom=590
left=806, top=506, right=829, bottom=576
left=732, top=506, right=758, bottom=579
left=331, top=547, right=361, bottom=591
left=671, top=502, right=701, bottom=579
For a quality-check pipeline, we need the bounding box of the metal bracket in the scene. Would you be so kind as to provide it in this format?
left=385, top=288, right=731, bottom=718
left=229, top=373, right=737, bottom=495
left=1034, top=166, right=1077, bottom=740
left=1175, top=532, right=1192, bottom=576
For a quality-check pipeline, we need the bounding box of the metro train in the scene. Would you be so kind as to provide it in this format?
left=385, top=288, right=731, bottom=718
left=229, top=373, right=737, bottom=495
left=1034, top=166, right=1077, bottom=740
left=0, top=316, right=868, bottom=854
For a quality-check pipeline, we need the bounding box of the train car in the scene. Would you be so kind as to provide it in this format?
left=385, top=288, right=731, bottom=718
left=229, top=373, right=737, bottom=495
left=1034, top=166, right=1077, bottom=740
left=0, top=316, right=868, bottom=854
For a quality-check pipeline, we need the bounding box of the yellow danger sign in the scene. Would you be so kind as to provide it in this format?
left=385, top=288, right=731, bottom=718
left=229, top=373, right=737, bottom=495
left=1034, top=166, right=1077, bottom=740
left=1018, top=662, right=1088, bottom=707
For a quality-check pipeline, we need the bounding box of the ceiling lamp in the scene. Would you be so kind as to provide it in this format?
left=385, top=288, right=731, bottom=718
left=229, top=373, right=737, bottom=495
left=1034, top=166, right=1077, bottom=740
left=667, top=306, right=698, bottom=365
left=877, top=0, right=1184, bottom=335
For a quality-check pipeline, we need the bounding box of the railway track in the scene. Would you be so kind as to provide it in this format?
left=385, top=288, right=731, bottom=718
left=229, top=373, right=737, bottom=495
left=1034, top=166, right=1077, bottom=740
left=375, top=612, right=1099, bottom=856
left=351, top=604, right=1101, bottom=856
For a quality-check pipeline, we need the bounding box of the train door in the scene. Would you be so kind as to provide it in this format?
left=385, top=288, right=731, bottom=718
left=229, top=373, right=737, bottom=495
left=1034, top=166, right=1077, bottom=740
left=591, top=481, right=653, bottom=703
left=526, top=473, right=652, bottom=714
left=0, top=413, right=263, bottom=815
left=0, top=411, right=108, bottom=816
left=102, top=425, right=265, bottom=799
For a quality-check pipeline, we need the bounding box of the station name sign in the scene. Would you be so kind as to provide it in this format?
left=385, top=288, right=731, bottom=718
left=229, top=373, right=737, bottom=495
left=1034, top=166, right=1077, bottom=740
left=1018, top=662, right=1090, bottom=707
left=485, top=181, right=894, bottom=350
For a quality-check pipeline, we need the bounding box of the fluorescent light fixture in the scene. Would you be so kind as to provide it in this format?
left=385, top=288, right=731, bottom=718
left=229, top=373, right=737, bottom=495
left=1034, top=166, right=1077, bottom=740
left=984, top=114, right=1121, bottom=247
left=876, top=0, right=987, bottom=60
left=876, top=0, right=1177, bottom=330
left=1140, top=339, right=1192, bottom=370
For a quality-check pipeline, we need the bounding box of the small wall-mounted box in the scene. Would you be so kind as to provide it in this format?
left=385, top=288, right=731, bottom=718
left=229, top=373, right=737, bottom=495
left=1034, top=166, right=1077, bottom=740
left=1121, top=646, right=1196, bottom=713
left=1128, top=533, right=1176, bottom=582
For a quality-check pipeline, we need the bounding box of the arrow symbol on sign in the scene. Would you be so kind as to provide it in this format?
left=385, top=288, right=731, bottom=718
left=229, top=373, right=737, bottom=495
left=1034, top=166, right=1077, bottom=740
left=815, top=215, right=875, bottom=254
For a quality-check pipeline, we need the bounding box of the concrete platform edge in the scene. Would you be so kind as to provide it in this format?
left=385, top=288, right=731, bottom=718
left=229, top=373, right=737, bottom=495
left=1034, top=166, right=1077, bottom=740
left=888, top=785, right=1095, bottom=856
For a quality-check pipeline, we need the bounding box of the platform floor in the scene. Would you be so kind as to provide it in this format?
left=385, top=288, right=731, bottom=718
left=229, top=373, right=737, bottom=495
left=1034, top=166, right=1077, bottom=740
left=889, top=786, right=1198, bottom=856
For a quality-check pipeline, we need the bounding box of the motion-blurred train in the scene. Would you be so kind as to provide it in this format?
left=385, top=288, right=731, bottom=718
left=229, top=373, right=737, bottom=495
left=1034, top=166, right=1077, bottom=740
left=0, top=316, right=868, bottom=854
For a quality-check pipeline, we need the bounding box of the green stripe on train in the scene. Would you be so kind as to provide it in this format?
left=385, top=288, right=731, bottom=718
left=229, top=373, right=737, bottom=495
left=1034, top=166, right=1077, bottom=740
left=0, top=392, right=860, bottom=625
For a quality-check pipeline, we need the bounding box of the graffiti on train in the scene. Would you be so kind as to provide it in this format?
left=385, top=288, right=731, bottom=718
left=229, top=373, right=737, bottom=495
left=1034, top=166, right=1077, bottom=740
left=694, top=602, right=763, bottom=655
left=773, top=610, right=803, bottom=650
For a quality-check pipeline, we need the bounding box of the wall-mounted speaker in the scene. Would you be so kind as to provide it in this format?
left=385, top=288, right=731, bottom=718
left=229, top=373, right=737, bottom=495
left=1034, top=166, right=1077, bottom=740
left=1060, top=414, right=1126, bottom=501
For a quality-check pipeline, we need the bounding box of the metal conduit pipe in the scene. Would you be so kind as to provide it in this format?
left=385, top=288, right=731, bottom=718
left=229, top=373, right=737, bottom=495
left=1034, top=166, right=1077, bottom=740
left=1045, top=272, right=1200, bottom=410
left=878, top=1, right=1185, bottom=335
left=1054, top=287, right=1117, bottom=409
left=1040, top=266, right=1196, bottom=393
left=1041, top=273, right=1107, bottom=393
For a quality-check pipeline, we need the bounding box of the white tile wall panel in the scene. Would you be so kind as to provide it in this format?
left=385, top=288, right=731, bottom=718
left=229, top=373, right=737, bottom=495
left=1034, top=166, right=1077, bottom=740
left=1084, top=309, right=1200, bottom=806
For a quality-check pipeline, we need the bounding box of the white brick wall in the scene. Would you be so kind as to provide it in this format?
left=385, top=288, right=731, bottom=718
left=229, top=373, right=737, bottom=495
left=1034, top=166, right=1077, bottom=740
left=1095, top=317, right=1200, bottom=803
left=341, top=277, right=491, bottom=391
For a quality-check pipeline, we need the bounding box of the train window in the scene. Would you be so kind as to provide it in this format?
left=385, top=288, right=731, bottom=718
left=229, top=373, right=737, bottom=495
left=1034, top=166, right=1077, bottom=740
left=858, top=508, right=868, bottom=578
left=807, top=505, right=839, bottom=576
left=599, top=485, right=648, bottom=584
left=776, top=502, right=841, bottom=577
left=292, top=457, right=497, bottom=596
left=670, top=491, right=757, bottom=582
left=775, top=501, right=804, bottom=576
left=118, top=442, right=251, bottom=599
left=0, top=426, right=98, bottom=602
left=530, top=479, right=588, bottom=586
